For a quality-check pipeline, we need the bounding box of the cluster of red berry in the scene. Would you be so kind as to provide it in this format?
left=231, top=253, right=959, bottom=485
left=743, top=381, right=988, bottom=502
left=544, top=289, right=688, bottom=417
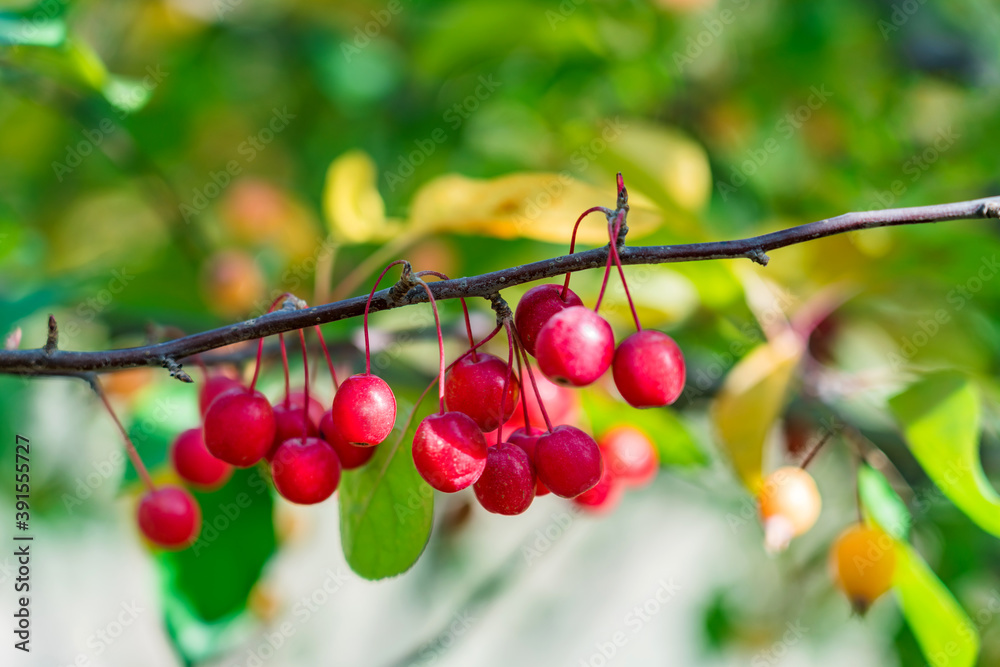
left=133, top=175, right=686, bottom=549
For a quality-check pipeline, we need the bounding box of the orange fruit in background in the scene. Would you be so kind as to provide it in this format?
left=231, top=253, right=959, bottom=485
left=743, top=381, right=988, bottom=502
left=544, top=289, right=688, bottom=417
left=830, top=524, right=896, bottom=614
left=201, top=249, right=266, bottom=317
left=758, top=466, right=822, bottom=553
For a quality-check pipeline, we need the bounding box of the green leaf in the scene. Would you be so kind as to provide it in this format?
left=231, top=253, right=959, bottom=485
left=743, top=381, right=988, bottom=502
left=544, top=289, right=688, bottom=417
left=159, top=468, right=277, bottom=663
left=580, top=389, right=707, bottom=467
left=893, top=541, right=979, bottom=667
left=338, top=399, right=434, bottom=580
left=889, top=372, right=1000, bottom=536
left=857, top=464, right=911, bottom=541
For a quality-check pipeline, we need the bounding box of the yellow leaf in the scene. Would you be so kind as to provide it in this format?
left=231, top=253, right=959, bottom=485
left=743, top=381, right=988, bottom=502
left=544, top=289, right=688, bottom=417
left=407, top=172, right=663, bottom=244
left=323, top=150, right=401, bottom=243
left=600, top=121, right=712, bottom=213
left=712, top=331, right=805, bottom=491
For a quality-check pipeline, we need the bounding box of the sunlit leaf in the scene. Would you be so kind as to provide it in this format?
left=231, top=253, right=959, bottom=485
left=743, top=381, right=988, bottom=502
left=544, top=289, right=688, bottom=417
left=857, top=464, right=910, bottom=541
left=892, top=541, right=979, bottom=667
left=889, top=372, right=1000, bottom=536
left=322, top=150, right=401, bottom=243
left=712, top=330, right=804, bottom=491
left=580, top=388, right=707, bottom=468
left=339, top=398, right=434, bottom=580
left=407, top=172, right=663, bottom=244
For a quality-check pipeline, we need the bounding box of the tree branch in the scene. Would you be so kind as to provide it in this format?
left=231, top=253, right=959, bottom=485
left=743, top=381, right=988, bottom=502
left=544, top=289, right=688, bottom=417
left=2, top=196, right=998, bottom=378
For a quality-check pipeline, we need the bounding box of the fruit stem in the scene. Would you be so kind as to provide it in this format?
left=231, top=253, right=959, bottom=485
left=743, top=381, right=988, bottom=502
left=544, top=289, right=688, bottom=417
left=799, top=431, right=833, bottom=470
left=510, top=322, right=554, bottom=432
left=593, top=231, right=616, bottom=313
left=313, top=325, right=340, bottom=391
left=364, top=260, right=409, bottom=375
left=413, top=277, right=447, bottom=413
left=497, top=323, right=516, bottom=446
left=512, top=335, right=531, bottom=430
left=607, top=208, right=642, bottom=331
left=416, top=270, right=478, bottom=362
left=92, top=378, right=155, bottom=492
left=298, top=329, right=311, bottom=439
left=278, top=333, right=291, bottom=401
left=249, top=337, right=265, bottom=392
left=561, top=206, right=610, bottom=300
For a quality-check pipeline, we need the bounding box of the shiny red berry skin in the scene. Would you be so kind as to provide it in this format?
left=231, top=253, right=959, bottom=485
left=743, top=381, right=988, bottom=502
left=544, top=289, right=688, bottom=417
left=319, top=410, right=376, bottom=470
left=507, top=426, right=550, bottom=496
left=269, top=399, right=319, bottom=459
left=503, top=370, right=578, bottom=431
left=412, top=411, right=488, bottom=492
left=137, top=486, right=202, bottom=550
left=198, top=375, right=244, bottom=416
left=534, top=425, right=603, bottom=498
left=535, top=306, right=615, bottom=387
left=474, top=443, right=536, bottom=515
left=612, top=330, right=685, bottom=407
left=515, top=284, right=584, bottom=357
left=270, top=437, right=342, bottom=504
left=170, top=427, right=232, bottom=490
left=444, top=353, right=519, bottom=432
left=203, top=389, right=276, bottom=467
left=599, top=425, right=658, bottom=488
left=330, top=374, right=396, bottom=446
left=572, top=466, right=624, bottom=514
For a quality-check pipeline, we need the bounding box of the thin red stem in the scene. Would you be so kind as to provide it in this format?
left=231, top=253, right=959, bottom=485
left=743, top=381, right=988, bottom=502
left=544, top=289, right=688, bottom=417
left=513, top=336, right=531, bottom=430
left=298, top=329, right=310, bottom=439
left=562, top=206, right=609, bottom=299
left=510, top=323, right=553, bottom=432
left=249, top=337, right=265, bottom=392
left=593, top=237, right=616, bottom=313
left=607, top=209, right=641, bottom=331
left=94, top=380, right=155, bottom=492
left=278, top=333, right=290, bottom=400
left=313, top=325, right=339, bottom=391
left=496, top=325, right=515, bottom=446
left=416, top=270, right=477, bottom=362
left=364, top=260, right=409, bottom=375
left=414, top=278, right=447, bottom=413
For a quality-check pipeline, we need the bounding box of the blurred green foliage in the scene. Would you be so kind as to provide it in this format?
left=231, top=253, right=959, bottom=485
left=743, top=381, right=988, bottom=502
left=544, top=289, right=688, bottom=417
left=2, top=0, right=1000, bottom=665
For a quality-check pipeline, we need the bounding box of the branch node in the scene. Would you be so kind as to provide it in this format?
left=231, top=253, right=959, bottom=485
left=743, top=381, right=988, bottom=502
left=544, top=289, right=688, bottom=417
left=487, top=293, right=512, bottom=325
left=747, top=248, right=770, bottom=266
left=162, top=358, right=193, bottom=383
left=387, top=261, right=418, bottom=304
left=44, top=315, right=58, bottom=354
left=980, top=201, right=1000, bottom=219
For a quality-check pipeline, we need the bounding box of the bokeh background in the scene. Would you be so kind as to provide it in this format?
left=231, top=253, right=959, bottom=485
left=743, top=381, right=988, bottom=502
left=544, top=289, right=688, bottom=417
left=2, top=0, right=1000, bottom=665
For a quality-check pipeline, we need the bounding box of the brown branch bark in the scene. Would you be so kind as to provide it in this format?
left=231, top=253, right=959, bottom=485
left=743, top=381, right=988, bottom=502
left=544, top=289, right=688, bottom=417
left=2, top=196, right=998, bottom=378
